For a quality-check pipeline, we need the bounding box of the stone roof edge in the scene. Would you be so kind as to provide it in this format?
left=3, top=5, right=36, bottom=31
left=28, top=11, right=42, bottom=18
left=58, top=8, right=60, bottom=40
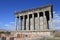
left=15, top=4, right=53, bottom=14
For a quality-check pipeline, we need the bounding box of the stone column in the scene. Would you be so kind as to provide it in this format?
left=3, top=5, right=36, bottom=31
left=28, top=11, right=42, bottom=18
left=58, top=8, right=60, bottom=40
left=43, top=11, right=47, bottom=30
left=16, top=16, right=19, bottom=31
left=39, top=13, right=40, bottom=30
left=49, top=11, right=53, bottom=30
left=31, top=14, right=34, bottom=30
left=38, top=13, right=40, bottom=30
left=15, top=16, right=17, bottom=31
left=26, top=15, right=29, bottom=30
left=27, top=14, right=29, bottom=30
left=18, top=16, right=20, bottom=31
left=22, top=16, right=25, bottom=30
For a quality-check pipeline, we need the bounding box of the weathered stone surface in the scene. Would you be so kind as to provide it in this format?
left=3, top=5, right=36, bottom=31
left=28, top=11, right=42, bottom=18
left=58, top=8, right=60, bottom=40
left=0, top=4, right=53, bottom=40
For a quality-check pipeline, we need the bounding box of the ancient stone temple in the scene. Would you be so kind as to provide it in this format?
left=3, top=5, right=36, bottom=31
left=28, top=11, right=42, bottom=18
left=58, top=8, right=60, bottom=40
left=14, top=4, right=53, bottom=40
left=0, top=4, right=53, bottom=40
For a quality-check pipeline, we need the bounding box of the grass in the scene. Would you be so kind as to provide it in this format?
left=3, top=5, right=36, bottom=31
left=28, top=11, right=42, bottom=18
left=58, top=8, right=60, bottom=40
left=47, top=37, right=60, bottom=40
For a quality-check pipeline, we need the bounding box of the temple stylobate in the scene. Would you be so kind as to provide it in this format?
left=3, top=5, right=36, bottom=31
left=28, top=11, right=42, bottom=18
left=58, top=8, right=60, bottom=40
left=15, top=4, right=53, bottom=31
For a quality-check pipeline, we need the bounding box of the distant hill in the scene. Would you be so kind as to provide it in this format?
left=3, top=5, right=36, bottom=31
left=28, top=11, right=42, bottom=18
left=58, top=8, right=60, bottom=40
left=53, top=29, right=60, bottom=37
left=0, top=29, right=10, bottom=32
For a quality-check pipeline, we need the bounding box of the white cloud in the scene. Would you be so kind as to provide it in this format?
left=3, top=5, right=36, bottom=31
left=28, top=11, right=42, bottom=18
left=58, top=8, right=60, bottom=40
left=10, top=22, right=15, bottom=24
left=4, top=24, right=10, bottom=27
left=4, top=22, right=15, bottom=31
left=53, top=11, right=60, bottom=30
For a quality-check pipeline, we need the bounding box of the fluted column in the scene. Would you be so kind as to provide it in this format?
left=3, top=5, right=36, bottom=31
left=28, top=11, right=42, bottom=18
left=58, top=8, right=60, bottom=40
left=38, top=13, right=40, bottom=30
left=26, top=15, right=29, bottom=30
left=49, top=11, right=53, bottom=30
left=22, top=16, right=25, bottom=30
left=17, top=16, right=20, bottom=31
left=39, top=13, right=40, bottom=30
left=31, top=14, right=34, bottom=30
left=43, top=11, right=47, bottom=30
left=16, top=16, right=19, bottom=31
left=15, top=16, right=17, bottom=31
left=27, top=14, right=29, bottom=30
left=18, top=16, right=21, bottom=31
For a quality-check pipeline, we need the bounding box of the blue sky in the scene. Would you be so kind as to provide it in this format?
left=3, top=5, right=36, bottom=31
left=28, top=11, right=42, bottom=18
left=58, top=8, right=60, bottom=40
left=0, top=0, right=60, bottom=30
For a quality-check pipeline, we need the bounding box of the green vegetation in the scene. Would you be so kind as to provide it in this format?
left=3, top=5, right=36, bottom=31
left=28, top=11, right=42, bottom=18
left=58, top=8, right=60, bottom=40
left=53, top=30, right=60, bottom=37
left=47, top=37, right=60, bottom=40
left=0, top=31, right=10, bottom=34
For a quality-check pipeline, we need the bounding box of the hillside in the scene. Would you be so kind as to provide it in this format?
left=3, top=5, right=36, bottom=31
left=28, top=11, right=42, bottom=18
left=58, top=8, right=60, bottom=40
left=53, top=29, right=60, bottom=37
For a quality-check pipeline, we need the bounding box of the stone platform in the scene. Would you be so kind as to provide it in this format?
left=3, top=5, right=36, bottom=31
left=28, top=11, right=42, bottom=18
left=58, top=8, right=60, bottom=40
left=9, top=30, right=53, bottom=40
